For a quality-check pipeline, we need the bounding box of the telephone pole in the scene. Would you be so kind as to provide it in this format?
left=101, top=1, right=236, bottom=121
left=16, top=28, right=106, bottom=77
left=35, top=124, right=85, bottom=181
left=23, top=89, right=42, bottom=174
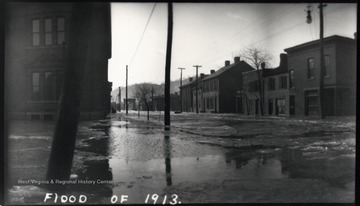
left=164, top=2, right=173, bottom=129
left=193, top=65, right=202, bottom=113
left=118, top=86, right=121, bottom=111
left=178, top=67, right=185, bottom=113
left=126, top=65, right=128, bottom=115
left=306, top=3, right=326, bottom=119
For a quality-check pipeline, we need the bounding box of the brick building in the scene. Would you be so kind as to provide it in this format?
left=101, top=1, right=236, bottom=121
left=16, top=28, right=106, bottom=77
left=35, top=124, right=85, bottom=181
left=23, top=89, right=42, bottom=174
left=5, top=2, right=112, bottom=120
left=202, top=57, right=254, bottom=113
left=180, top=74, right=208, bottom=113
left=284, top=35, right=356, bottom=116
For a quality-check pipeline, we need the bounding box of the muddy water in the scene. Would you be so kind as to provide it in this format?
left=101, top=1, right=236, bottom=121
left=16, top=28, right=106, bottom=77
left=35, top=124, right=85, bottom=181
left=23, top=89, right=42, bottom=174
left=75, top=120, right=354, bottom=203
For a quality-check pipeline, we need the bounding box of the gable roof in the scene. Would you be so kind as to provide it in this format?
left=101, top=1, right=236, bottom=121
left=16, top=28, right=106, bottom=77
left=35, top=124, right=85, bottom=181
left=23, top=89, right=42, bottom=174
left=202, top=60, right=254, bottom=81
left=180, top=74, right=209, bottom=88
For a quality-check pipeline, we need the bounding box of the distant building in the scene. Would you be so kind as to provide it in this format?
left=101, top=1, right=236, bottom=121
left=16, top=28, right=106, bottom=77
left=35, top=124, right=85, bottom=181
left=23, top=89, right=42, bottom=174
left=5, top=2, right=112, bottom=120
left=202, top=57, right=254, bottom=113
left=124, top=98, right=136, bottom=111
left=153, top=93, right=181, bottom=112
left=284, top=35, right=356, bottom=116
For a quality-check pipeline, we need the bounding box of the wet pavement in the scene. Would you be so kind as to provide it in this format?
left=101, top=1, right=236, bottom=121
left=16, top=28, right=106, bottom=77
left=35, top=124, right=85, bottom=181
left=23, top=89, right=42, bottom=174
left=6, top=112, right=355, bottom=204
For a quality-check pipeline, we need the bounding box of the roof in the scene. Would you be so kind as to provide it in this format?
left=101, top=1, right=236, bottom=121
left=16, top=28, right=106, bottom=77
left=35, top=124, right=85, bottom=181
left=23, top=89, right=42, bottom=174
left=202, top=60, right=254, bottom=81
left=284, top=35, right=355, bottom=53
left=180, top=75, right=208, bottom=88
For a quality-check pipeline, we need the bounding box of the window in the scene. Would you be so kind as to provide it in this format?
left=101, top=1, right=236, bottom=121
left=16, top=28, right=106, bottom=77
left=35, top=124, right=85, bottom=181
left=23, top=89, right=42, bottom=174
left=32, top=19, right=40, bottom=46
left=249, top=80, right=259, bottom=92
left=32, top=72, right=40, bottom=100
left=289, top=70, right=294, bottom=88
left=31, top=71, right=63, bottom=101
left=324, top=55, right=330, bottom=77
left=279, top=76, right=287, bottom=89
left=44, top=72, right=54, bottom=100
left=57, top=17, right=65, bottom=44
left=307, top=58, right=314, bottom=79
left=268, top=78, right=275, bottom=91
left=45, top=18, right=53, bottom=45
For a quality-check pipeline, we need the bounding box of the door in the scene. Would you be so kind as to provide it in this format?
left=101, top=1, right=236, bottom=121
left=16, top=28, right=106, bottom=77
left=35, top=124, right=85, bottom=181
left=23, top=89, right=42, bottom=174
left=268, top=99, right=273, bottom=115
left=255, top=100, right=259, bottom=115
left=290, top=95, right=295, bottom=115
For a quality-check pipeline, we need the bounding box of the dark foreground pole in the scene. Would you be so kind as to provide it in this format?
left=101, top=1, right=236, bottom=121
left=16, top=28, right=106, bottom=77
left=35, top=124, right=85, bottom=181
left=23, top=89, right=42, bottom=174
left=46, top=3, right=93, bottom=185
left=164, top=2, right=173, bottom=130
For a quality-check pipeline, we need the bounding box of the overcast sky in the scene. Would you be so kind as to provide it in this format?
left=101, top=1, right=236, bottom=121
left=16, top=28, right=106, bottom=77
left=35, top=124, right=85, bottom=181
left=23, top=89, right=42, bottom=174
left=109, top=3, right=357, bottom=88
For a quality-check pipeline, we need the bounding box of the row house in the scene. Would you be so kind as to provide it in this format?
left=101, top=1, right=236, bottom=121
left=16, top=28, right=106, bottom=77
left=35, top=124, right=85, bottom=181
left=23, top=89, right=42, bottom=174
left=240, top=53, right=293, bottom=116
left=180, top=74, right=208, bottom=112
left=284, top=35, right=356, bottom=116
left=200, top=57, right=254, bottom=113
left=5, top=2, right=112, bottom=120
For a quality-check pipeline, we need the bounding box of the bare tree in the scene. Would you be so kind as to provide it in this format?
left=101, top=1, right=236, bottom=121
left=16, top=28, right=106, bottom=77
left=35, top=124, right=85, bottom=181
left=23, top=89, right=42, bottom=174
left=133, top=83, right=163, bottom=120
left=240, top=46, right=273, bottom=116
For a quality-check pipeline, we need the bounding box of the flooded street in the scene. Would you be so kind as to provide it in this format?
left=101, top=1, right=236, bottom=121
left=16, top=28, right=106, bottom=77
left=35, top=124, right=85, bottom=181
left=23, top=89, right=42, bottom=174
left=72, top=115, right=355, bottom=203
left=6, top=113, right=355, bottom=204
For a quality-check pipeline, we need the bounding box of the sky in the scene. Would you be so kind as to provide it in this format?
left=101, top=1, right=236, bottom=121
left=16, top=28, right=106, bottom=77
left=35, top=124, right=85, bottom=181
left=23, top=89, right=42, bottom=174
left=109, top=3, right=357, bottom=88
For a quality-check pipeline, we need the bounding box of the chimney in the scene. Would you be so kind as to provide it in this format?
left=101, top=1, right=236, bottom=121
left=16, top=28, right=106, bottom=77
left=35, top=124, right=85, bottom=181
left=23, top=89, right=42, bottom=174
left=200, top=73, right=205, bottom=79
left=189, top=77, right=193, bottom=82
left=279, top=53, right=288, bottom=68
left=261, top=62, right=266, bottom=69
left=210, top=69, right=215, bottom=74
left=225, top=60, right=230, bottom=66
left=234, top=56, right=240, bottom=63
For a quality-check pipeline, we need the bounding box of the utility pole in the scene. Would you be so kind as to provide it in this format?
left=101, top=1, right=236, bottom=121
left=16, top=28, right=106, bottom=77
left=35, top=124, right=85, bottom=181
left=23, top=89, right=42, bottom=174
left=306, top=3, right=326, bottom=119
left=178, top=67, right=185, bottom=113
left=118, top=86, right=121, bottom=111
left=47, top=2, right=93, bottom=185
left=193, top=65, right=202, bottom=113
left=126, top=65, right=128, bottom=115
left=164, top=2, right=173, bottom=130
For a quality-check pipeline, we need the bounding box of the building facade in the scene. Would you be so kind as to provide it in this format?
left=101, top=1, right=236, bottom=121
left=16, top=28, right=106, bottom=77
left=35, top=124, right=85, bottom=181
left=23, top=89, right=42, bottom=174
left=180, top=74, right=208, bottom=113
left=284, top=35, right=356, bottom=116
left=202, top=57, right=254, bottom=113
left=5, top=2, right=112, bottom=120
left=241, top=54, right=293, bottom=116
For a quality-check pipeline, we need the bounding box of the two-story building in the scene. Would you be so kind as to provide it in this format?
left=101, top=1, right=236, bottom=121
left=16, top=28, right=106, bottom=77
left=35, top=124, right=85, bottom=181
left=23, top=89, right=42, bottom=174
left=180, top=74, right=208, bottom=113
left=202, top=57, right=254, bottom=113
left=284, top=35, right=356, bottom=116
left=5, top=2, right=112, bottom=120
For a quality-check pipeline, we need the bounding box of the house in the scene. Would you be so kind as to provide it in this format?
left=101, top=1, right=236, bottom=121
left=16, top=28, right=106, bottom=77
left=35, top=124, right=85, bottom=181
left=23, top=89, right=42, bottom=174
left=284, top=35, right=356, bottom=116
left=5, top=2, right=112, bottom=120
left=179, top=74, right=208, bottom=113
left=201, top=57, right=254, bottom=113
left=152, top=93, right=181, bottom=112
left=262, top=54, right=295, bottom=116
left=241, top=53, right=294, bottom=116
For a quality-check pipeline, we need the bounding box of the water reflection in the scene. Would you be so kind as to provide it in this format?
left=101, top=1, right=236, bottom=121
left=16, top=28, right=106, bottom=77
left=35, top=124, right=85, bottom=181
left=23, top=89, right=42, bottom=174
left=70, top=124, right=113, bottom=203
left=164, top=134, right=172, bottom=186
left=106, top=125, right=354, bottom=203
left=281, top=148, right=355, bottom=188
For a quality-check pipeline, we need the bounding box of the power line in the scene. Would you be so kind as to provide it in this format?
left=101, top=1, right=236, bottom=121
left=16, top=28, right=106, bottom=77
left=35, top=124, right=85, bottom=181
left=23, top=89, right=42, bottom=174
left=129, top=3, right=157, bottom=66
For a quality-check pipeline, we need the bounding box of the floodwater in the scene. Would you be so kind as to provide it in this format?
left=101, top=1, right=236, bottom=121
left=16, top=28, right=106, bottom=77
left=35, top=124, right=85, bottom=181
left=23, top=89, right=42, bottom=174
left=73, top=119, right=355, bottom=204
